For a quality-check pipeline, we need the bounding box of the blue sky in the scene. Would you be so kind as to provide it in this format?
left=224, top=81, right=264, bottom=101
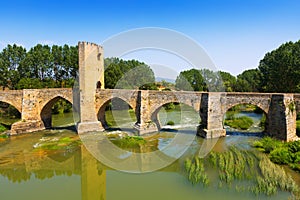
left=1, top=0, right=300, bottom=75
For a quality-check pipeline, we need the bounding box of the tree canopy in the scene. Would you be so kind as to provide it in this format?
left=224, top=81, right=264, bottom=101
left=0, top=44, right=78, bottom=89
left=1, top=39, right=300, bottom=93
left=104, top=58, right=156, bottom=89
left=259, top=40, right=300, bottom=93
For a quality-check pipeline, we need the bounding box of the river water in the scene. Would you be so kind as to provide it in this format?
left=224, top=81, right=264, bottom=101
left=0, top=111, right=299, bottom=200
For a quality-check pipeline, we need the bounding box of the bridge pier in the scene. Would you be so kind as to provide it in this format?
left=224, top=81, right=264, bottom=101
left=11, top=89, right=45, bottom=135
left=267, top=94, right=297, bottom=141
left=197, top=93, right=226, bottom=138
left=134, top=91, right=159, bottom=135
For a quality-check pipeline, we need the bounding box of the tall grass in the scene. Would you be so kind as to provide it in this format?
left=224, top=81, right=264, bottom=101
left=184, top=146, right=299, bottom=198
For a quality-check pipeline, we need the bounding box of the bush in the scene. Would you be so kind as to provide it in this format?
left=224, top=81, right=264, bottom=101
left=224, top=116, right=254, bottom=130
left=166, top=121, right=175, bottom=125
left=269, top=147, right=293, bottom=164
left=287, top=140, right=300, bottom=153
left=0, top=124, right=7, bottom=132
left=259, top=137, right=283, bottom=153
left=163, top=103, right=175, bottom=111
left=296, top=120, right=300, bottom=136
left=259, top=115, right=267, bottom=129
left=52, top=99, right=72, bottom=114
left=112, top=136, right=146, bottom=148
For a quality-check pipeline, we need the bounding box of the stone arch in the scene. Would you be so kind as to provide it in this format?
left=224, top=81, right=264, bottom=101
left=0, top=101, right=21, bottom=127
left=222, top=102, right=268, bottom=133
left=97, top=97, right=136, bottom=129
left=0, top=98, right=22, bottom=113
left=150, top=101, right=200, bottom=130
left=0, top=100, right=22, bottom=114
left=40, top=96, right=73, bottom=129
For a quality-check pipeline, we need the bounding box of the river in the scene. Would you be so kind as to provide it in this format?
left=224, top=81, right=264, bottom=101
left=0, top=110, right=299, bottom=200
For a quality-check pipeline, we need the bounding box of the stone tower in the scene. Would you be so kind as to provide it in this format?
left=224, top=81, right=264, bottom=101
left=77, top=42, right=105, bottom=133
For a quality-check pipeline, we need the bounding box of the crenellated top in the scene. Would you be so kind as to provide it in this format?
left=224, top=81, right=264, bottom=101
left=78, top=41, right=103, bottom=49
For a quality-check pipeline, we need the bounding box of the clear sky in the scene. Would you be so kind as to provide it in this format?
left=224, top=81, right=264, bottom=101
left=1, top=0, right=300, bottom=76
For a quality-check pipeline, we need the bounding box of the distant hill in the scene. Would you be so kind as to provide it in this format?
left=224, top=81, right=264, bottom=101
left=155, top=77, right=175, bottom=83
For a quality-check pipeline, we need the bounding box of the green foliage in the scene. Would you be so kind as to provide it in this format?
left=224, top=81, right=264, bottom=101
left=219, top=71, right=237, bottom=92
left=297, top=120, right=300, bottom=136
left=175, top=68, right=203, bottom=91
left=235, top=69, right=262, bottom=92
left=52, top=99, right=72, bottom=114
left=259, top=115, right=267, bottom=130
left=33, top=136, right=82, bottom=150
left=253, top=137, right=300, bottom=175
left=0, top=44, right=26, bottom=89
left=166, top=121, right=175, bottom=125
left=184, top=157, right=209, bottom=186
left=139, top=83, right=158, bottom=90
left=112, top=136, right=146, bottom=148
left=259, top=40, right=300, bottom=93
left=0, top=124, right=7, bottom=132
left=163, top=103, right=175, bottom=111
left=0, top=132, right=8, bottom=138
left=200, top=69, right=225, bottom=91
left=104, top=58, right=155, bottom=89
left=187, top=147, right=299, bottom=197
left=224, top=116, right=254, bottom=130
left=0, top=43, right=78, bottom=90
left=253, top=137, right=283, bottom=153
left=269, top=147, right=293, bottom=164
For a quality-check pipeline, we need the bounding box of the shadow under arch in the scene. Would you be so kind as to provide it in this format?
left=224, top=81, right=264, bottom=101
left=223, top=103, right=268, bottom=136
left=40, top=96, right=74, bottom=130
left=97, top=97, right=137, bottom=130
left=150, top=102, right=200, bottom=131
left=0, top=101, right=21, bottom=130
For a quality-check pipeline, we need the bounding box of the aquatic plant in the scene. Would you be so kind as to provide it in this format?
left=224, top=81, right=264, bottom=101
left=0, top=124, right=7, bottom=132
left=166, top=121, right=175, bottom=125
left=112, top=136, right=146, bottom=148
left=184, top=156, right=209, bottom=186
left=33, top=136, right=82, bottom=150
left=0, top=133, right=8, bottom=139
left=184, top=145, right=299, bottom=198
left=252, top=136, right=283, bottom=153
left=224, top=116, right=254, bottom=130
left=269, top=147, right=293, bottom=164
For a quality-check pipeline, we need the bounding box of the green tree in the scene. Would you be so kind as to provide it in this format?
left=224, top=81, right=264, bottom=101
left=219, top=71, right=236, bottom=92
left=104, top=58, right=155, bottom=89
left=21, top=44, right=53, bottom=81
left=16, top=78, right=43, bottom=89
left=175, top=69, right=204, bottom=91
left=0, top=44, right=26, bottom=89
left=236, top=69, right=262, bottom=92
left=258, top=40, right=300, bottom=92
left=200, top=69, right=224, bottom=92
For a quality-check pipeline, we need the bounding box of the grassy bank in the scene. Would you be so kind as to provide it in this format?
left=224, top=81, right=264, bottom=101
left=253, top=137, right=300, bottom=172
left=184, top=147, right=298, bottom=197
left=224, top=115, right=254, bottom=130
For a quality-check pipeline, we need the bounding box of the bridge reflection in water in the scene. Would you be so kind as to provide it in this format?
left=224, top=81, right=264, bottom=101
left=0, top=129, right=194, bottom=200
left=0, top=143, right=105, bottom=200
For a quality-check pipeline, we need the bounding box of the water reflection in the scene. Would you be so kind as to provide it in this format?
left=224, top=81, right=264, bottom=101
left=0, top=130, right=297, bottom=200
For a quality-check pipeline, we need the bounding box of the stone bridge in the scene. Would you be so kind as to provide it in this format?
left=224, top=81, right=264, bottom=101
left=1, top=88, right=299, bottom=141
left=1, top=42, right=299, bottom=141
left=0, top=88, right=73, bottom=134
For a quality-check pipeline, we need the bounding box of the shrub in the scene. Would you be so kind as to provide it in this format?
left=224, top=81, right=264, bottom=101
left=259, top=137, right=283, bottom=153
left=224, top=116, right=254, bottom=130
left=296, top=120, right=300, bottom=136
left=0, top=124, right=7, bottom=132
left=287, top=140, right=300, bottom=153
left=269, top=147, right=293, bottom=164
left=166, top=121, right=175, bottom=125
left=163, top=103, right=175, bottom=111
